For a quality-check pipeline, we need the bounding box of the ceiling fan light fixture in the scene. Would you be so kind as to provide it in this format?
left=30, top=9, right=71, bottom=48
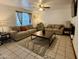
left=39, top=8, right=43, bottom=11
left=32, top=0, right=50, bottom=11
left=40, top=4, right=44, bottom=7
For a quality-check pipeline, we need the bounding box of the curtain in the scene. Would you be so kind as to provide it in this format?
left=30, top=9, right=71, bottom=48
left=29, top=13, right=32, bottom=24
left=17, top=12, right=23, bottom=26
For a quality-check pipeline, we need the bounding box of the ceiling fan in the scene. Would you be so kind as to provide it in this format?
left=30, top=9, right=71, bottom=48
left=32, top=0, right=51, bottom=11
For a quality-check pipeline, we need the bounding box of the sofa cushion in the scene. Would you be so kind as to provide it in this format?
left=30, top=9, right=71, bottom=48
left=54, top=25, right=60, bottom=29
left=11, top=28, right=36, bottom=41
left=15, top=31, right=30, bottom=40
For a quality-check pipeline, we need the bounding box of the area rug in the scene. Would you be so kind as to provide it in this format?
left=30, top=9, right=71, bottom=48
left=17, top=36, right=56, bottom=57
left=25, top=37, right=50, bottom=56
left=17, top=35, right=75, bottom=59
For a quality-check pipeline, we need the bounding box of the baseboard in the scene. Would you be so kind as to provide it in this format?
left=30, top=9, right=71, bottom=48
left=71, top=40, right=77, bottom=59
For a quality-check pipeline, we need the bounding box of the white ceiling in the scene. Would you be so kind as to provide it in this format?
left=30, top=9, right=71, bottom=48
left=0, top=0, right=31, bottom=9
left=29, top=0, right=72, bottom=5
left=0, top=0, right=72, bottom=10
left=0, top=0, right=21, bottom=7
left=29, top=0, right=72, bottom=11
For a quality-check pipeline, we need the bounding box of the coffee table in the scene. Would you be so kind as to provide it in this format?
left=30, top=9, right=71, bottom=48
left=31, top=30, right=53, bottom=46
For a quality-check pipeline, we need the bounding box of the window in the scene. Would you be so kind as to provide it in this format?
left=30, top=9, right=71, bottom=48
left=16, top=11, right=32, bottom=26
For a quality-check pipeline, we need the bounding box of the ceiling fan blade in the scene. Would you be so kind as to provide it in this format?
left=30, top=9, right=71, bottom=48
left=31, top=0, right=51, bottom=11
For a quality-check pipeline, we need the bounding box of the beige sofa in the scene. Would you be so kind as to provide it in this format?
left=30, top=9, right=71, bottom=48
left=10, top=26, right=36, bottom=41
left=46, top=24, right=64, bottom=35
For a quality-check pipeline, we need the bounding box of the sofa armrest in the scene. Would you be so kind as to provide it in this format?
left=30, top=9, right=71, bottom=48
left=59, top=27, right=64, bottom=33
left=60, top=27, right=64, bottom=30
left=14, top=29, right=37, bottom=41
left=28, top=29, right=37, bottom=33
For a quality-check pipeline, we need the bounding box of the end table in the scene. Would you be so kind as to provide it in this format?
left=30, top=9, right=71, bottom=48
left=0, top=33, right=11, bottom=45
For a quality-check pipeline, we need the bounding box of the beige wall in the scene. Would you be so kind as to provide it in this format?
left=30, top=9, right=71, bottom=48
left=0, top=0, right=22, bottom=26
left=0, top=4, right=16, bottom=32
left=0, top=0, right=21, bottom=7
left=0, top=0, right=31, bottom=32
left=0, top=0, right=73, bottom=27
left=32, top=11, right=44, bottom=27
left=31, top=0, right=72, bottom=27
left=44, top=6, right=72, bottom=25
left=0, top=4, right=16, bottom=26
left=32, top=6, right=72, bottom=27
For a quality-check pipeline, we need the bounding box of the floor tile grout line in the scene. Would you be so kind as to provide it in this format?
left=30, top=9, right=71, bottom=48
left=54, top=36, right=66, bottom=59
left=65, top=37, right=66, bottom=59
left=0, top=35, right=74, bottom=59
left=4, top=45, right=21, bottom=58
left=4, top=44, right=30, bottom=59
left=54, top=39, right=61, bottom=59
left=15, top=44, right=42, bottom=59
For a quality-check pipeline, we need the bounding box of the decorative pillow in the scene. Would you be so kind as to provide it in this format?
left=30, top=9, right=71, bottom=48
left=20, top=27, right=27, bottom=31
left=59, top=25, right=64, bottom=29
left=25, top=27, right=29, bottom=30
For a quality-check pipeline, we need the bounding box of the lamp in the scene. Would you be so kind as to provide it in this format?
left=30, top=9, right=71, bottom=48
left=0, top=20, right=8, bottom=32
left=39, top=8, right=44, bottom=11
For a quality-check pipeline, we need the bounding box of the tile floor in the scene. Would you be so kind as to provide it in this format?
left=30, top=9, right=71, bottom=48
left=0, top=42, right=43, bottom=59
left=0, top=35, right=76, bottom=59
left=45, top=35, right=76, bottom=59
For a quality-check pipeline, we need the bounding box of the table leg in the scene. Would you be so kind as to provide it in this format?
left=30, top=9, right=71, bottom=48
left=49, top=39, right=50, bottom=46
left=49, top=37, right=54, bottom=47
left=49, top=38, right=52, bottom=46
left=0, top=41, right=3, bottom=46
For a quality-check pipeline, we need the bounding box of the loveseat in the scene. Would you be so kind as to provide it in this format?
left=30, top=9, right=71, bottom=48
left=46, top=24, right=64, bottom=35
left=10, top=25, right=36, bottom=41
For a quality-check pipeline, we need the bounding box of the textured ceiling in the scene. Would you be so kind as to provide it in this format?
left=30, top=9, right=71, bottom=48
left=29, top=0, right=72, bottom=10
left=0, top=0, right=72, bottom=10
left=0, top=0, right=31, bottom=10
left=29, top=0, right=72, bottom=5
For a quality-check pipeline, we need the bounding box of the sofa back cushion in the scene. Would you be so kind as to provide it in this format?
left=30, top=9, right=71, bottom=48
left=10, top=26, right=20, bottom=32
left=54, top=25, right=60, bottom=29
left=47, top=24, right=64, bottom=29
left=47, top=24, right=53, bottom=28
left=10, top=25, right=33, bottom=31
left=26, top=25, right=33, bottom=29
